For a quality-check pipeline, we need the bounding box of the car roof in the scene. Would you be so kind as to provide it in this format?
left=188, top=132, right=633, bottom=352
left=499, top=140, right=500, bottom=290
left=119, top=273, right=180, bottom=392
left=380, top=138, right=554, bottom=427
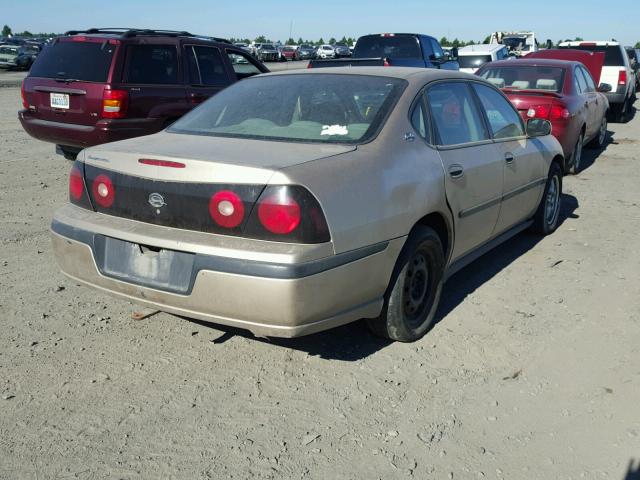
left=262, top=66, right=481, bottom=83
left=560, top=40, right=620, bottom=47
left=484, top=58, right=575, bottom=69
left=458, top=44, right=505, bottom=54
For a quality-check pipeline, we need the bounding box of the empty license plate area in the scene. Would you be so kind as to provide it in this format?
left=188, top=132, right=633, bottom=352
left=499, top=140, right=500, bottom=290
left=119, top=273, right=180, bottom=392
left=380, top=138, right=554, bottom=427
left=93, top=235, right=195, bottom=294
left=50, top=93, right=70, bottom=109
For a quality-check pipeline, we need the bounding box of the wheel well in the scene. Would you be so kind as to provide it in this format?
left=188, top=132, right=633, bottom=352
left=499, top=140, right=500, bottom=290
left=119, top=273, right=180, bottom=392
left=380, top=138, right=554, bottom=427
left=413, top=212, right=451, bottom=259
left=552, top=154, right=564, bottom=172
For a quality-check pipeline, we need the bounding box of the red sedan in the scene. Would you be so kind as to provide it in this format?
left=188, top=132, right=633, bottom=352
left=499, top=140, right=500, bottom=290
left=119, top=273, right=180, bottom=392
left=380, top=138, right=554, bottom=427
left=477, top=54, right=610, bottom=173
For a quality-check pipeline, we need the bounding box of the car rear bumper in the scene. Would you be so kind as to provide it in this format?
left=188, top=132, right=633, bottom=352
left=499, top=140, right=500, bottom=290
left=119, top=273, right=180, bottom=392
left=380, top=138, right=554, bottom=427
left=604, top=90, right=627, bottom=105
left=50, top=204, right=403, bottom=337
left=18, top=110, right=163, bottom=149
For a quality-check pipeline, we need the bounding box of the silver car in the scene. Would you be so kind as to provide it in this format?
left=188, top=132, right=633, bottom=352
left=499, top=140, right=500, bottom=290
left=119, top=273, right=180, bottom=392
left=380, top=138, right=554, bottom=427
left=52, top=68, right=564, bottom=342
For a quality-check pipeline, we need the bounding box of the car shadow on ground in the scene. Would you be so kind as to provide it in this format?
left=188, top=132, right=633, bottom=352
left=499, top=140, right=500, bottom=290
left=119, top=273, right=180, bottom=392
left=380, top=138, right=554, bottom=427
left=624, top=459, right=640, bottom=480
left=184, top=194, right=579, bottom=361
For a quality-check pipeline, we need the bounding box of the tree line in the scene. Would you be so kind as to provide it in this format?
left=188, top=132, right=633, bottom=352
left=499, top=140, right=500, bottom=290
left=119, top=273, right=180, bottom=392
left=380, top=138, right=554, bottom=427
left=4, top=24, right=640, bottom=49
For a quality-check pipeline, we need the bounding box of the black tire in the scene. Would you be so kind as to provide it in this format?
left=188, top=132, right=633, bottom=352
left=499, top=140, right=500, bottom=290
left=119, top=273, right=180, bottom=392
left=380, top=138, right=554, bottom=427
left=57, top=145, right=78, bottom=161
left=367, top=226, right=445, bottom=342
left=568, top=132, right=584, bottom=175
left=532, top=163, right=563, bottom=235
left=610, top=98, right=629, bottom=123
left=586, top=115, right=607, bottom=149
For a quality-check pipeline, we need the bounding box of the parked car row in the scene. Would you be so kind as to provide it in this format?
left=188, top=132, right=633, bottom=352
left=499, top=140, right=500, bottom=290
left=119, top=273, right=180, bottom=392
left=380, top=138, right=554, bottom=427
left=0, top=41, right=42, bottom=70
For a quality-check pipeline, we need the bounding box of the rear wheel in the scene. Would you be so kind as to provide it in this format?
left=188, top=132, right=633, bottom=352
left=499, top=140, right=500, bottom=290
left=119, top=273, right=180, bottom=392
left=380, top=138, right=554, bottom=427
left=367, top=226, right=445, bottom=342
left=56, top=145, right=79, bottom=161
left=587, top=116, right=607, bottom=149
left=568, top=132, right=584, bottom=175
left=532, top=163, right=563, bottom=235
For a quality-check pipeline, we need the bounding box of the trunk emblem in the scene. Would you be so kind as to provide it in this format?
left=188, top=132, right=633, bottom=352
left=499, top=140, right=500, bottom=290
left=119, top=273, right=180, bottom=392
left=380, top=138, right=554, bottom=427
left=148, top=193, right=166, bottom=209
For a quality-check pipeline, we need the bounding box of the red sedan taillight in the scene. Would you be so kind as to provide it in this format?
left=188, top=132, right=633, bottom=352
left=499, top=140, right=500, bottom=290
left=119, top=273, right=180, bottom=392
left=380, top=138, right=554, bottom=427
left=258, top=192, right=301, bottom=234
left=209, top=190, right=245, bottom=228
left=102, top=89, right=129, bottom=119
left=527, top=104, right=570, bottom=121
left=68, top=162, right=92, bottom=209
left=618, top=70, right=627, bottom=86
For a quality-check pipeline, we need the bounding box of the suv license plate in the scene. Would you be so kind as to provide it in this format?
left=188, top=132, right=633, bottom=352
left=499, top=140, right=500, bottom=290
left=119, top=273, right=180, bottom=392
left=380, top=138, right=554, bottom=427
left=50, top=93, right=70, bottom=109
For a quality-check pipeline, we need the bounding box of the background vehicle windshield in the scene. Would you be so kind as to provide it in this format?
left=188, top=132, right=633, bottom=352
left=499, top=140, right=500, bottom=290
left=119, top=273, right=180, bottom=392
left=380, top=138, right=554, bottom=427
left=458, top=55, right=492, bottom=69
left=560, top=44, right=624, bottom=66
left=354, top=35, right=421, bottom=59
left=262, top=44, right=275, bottom=49
left=480, top=66, right=565, bottom=92
left=169, top=74, right=406, bottom=143
left=29, top=41, right=116, bottom=82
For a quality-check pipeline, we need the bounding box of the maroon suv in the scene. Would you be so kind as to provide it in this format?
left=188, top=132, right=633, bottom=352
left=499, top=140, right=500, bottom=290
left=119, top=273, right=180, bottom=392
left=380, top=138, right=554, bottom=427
left=19, top=28, right=269, bottom=159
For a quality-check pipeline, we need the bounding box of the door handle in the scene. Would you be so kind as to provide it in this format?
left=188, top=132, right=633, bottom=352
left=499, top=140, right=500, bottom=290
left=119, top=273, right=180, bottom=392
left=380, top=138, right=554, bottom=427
left=505, top=153, right=515, bottom=164
left=448, top=164, right=464, bottom=179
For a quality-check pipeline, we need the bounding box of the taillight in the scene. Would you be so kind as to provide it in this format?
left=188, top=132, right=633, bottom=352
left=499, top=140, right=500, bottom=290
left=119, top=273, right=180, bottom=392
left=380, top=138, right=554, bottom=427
left=21, top=81, right=28, bottom=109
left=91, top=174, right=115, bottom=208
left=69, top=166, right=84, bottom=201
left=102, top=89, right=128, bottom=119
left=527, top=104, right=570, bottom=121
left=383, top=58, right=391, bottom=67
left=618, top=70, right=627, bottom=86
left=209, top=190, right=245, bottom=228
left=258, top=193, right=301, bottom=234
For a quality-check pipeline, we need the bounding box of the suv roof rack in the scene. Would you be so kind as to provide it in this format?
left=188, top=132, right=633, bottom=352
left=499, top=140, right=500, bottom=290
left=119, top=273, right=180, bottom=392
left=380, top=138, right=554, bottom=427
left=63, top=28, right=231, bottom=44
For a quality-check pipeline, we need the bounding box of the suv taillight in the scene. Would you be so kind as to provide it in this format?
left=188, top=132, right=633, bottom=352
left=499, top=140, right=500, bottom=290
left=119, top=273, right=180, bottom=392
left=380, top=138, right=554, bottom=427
left=618, top=70, right=627, bottom=86
left=102, top=89, right=128, bottom=119
left=21, top=81, right=28, bottom=109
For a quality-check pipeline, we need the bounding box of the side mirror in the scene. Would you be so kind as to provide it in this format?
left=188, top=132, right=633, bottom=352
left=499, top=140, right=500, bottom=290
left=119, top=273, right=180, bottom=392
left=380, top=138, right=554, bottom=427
left=598, top=83, right=612, bottom=93
left=526, top=118, right=552, bottom=137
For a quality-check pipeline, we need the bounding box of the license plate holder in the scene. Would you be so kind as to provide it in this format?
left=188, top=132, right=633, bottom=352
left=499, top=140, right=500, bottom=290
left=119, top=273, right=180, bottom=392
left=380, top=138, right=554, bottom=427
left=50, top=93, right=70, bottom=109
left=94, top=236, right=195, bottom=294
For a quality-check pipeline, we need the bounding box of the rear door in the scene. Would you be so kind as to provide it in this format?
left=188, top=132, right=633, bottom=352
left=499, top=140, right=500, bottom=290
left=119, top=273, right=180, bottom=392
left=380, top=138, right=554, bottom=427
left=119, top=43, right=188, bottom=123
left=24, top=38, right=118, bottom=125
left=184, top=44, right=231, bottom=105
left=576, top=65, right=600, bottom=138
left=426, top=81, right=503, bottom=260
left=472, top=83, right=545, bottom=234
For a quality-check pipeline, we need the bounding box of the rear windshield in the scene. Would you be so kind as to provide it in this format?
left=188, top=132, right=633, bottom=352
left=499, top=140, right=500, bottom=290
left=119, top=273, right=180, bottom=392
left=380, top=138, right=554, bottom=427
left=458, top=55, right=492, bottom=69
left=354, top=35, right=421, bottom=59
left=559, top=45, right=624, bottom=66
left=29, top=40, right=115, bottom=82
left=479, top=66, right=565, bottom=93
left=169, top=74, right=406, bottom=144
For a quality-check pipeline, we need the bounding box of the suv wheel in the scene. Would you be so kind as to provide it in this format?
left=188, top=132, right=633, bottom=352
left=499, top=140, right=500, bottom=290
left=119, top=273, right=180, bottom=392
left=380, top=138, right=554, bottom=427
left=367, top=226, right=445, bottom=342
left=532, top=163, right=563, bottom=235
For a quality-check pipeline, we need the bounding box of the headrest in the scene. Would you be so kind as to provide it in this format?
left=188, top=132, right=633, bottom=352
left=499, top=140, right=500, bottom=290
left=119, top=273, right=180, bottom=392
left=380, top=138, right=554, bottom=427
left=487, top=77, right=505, bottom=88
left=536, top=79, right=557, bottom=90
left=511, top=80, right=530, bottom=89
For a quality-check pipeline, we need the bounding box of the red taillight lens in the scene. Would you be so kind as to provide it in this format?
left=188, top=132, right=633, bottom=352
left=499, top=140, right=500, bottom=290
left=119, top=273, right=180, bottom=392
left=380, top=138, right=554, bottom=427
left=102, top=89, right=128, bottom=119
left=618, top=70, right=627, bottom=86
left=209, top=190, right=245, bottom=228
left=69, top=165, right=84, bottom=201
left=92, top=174, right=115, bottom=208
left=383, top=58, right=391, bottom=67
left=549, top=105, right=570, bottom=120
left=21, top=81, right=28, bottom=109
left=258, top=192, right=302, bottom=235
left=527, top=104, right=551, bottom=119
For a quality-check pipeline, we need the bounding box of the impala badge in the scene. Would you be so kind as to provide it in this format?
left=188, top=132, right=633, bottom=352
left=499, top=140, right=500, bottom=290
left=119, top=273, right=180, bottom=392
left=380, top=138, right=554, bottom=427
left=148, top=192, right=166, bottom=210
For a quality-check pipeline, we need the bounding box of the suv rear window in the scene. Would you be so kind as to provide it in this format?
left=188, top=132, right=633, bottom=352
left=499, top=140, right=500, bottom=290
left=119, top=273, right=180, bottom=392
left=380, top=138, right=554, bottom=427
left=125, top=45, right=179, bottom=84
left=29, top=40, right=116, bottom=82
left=560, top=45, right=624, bottom=66
left=354, top=35, right=422, bottom=59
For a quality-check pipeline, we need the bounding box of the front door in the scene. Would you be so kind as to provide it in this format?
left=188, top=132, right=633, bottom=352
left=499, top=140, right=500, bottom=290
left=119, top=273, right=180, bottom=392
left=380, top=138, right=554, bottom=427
left=426, top=82, right=504, bottom=260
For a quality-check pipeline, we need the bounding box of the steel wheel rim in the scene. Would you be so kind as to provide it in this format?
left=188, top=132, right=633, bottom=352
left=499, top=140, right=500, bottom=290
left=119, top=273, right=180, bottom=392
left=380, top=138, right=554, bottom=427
left=403, top=251, right=430, bottom=324
left=545, top=175, right=560, bottom=226
left=574, top=136, right=583, bottom=170
left=598, top=118, right=607, bottom=145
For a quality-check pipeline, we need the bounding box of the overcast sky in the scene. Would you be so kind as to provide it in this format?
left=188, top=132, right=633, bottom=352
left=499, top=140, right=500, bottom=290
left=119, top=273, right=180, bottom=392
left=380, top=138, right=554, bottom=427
left=3, top=0, right=637, bottom=46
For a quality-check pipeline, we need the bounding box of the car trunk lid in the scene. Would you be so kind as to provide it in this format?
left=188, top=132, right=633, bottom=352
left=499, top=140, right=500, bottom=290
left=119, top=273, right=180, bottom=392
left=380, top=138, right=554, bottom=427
left=501, top=90, right=565, bottom=121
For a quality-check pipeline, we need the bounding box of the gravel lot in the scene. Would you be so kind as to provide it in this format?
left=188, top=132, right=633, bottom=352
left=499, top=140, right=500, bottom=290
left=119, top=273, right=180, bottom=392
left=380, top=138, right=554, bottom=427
left=0, top=78, right=639, bottom=480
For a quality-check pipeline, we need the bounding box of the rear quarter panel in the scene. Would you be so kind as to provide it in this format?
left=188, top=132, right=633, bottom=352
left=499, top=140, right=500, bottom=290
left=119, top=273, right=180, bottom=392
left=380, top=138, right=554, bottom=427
left=277, top=91, right=451, bottom=256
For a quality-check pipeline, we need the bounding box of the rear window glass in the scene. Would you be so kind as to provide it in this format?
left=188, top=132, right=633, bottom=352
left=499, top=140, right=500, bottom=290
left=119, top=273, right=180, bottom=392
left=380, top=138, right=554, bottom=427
left=479, top=66, right=565, bottom=93
left=458, top=55, right=492, bottom=69
left=125, top=45, right=179, bottom=84
left=559, top=45, right=624, bottom=66
left=354, top=35, right=422, bottom=59
left=169, top=74, right=406, bottom=144
left=29, top=41, right=115, bottom=82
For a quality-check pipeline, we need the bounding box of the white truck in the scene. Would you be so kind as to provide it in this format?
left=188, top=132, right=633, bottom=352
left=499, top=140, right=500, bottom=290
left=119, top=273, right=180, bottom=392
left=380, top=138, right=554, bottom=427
left=490, top=31, right=539, bottom=57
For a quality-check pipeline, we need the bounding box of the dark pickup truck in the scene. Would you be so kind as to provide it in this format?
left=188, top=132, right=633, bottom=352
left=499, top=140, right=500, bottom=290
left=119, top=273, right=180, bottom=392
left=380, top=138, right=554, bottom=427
left=308, top=33, right=459, bottom=70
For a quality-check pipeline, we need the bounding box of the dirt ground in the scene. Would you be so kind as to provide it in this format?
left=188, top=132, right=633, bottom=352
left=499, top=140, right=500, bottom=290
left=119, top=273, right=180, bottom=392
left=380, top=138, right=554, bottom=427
left=0, top=83, right=639, bottom=480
